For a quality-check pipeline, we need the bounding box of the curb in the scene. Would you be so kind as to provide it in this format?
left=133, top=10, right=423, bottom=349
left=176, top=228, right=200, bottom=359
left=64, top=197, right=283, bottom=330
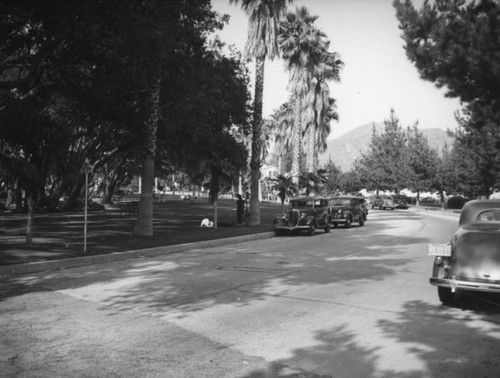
left=407, top=207, right=461, bottom=219
left=0, top=232, right=275, bottom=277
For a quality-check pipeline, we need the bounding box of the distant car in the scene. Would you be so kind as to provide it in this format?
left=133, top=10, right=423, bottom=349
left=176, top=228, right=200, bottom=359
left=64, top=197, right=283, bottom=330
left=394, top=195, right=409, bottom=209
left=273, top=197, right=331, bottom=236
left=373, top=195, right=395, bottom=210
left=429, top=199, right=500, bottom=304
left=328, top=195, right=367, bottom=228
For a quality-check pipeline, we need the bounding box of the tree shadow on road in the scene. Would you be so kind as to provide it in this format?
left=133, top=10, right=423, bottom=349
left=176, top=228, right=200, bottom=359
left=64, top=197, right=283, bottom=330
left=241, top=297, right=500, bottom=377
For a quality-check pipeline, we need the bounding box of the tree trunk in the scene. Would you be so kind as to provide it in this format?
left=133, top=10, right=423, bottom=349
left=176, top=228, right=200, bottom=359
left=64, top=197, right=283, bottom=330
left=292, top=99, right=301, bottom=187
left=64, top=180, right=84, bottom=211
left=249, top=56, right=265, bottom=226
left=102, top=169, right=119, bottom=205
left=134, top=68, right=161, bottom=236
left=306, top=125, right=315, bottom=173
left=26, top=192, right=34, bottom=244
left=213, top=198, right=218, bottom=230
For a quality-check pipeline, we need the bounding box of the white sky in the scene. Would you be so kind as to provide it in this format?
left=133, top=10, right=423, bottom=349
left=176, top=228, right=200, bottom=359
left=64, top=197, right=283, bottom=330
left=211, top=0, right=461, bottom=139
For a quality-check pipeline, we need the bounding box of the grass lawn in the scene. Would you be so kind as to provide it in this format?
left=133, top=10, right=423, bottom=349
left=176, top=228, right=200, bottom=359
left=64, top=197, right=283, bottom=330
left=0, top=195, right=284, bottom=266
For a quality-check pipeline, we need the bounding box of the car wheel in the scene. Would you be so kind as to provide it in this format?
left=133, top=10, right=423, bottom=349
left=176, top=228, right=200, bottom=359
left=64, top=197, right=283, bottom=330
left=274, top=230, right=282, bottom=236
left=308, top=223, right=316, bottom=236
left=438, top=287, right=455, bottom=304
left=379, top=206, right=383, bottom=210
left=345, top=216, right=352, bottom=228
left=359, top=215, right=365, bottom=226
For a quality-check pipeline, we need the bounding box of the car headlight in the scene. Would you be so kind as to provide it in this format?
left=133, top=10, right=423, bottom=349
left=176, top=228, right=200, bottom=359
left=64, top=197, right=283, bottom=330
left=337, top=209, right=343, bottom=214
left=300, top=212, right=306, bottom=219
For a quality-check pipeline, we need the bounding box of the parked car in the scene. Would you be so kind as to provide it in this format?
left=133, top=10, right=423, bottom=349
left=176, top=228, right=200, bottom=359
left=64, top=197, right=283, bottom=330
left=273, top=196, right=331, bottom=236
left=328, top=195, right=367, bottom=228
left=429, top=199, right=500, bottom=304
left=394, top=195, right=409, bottom=209
left=373, top=194, right=395, bottom=210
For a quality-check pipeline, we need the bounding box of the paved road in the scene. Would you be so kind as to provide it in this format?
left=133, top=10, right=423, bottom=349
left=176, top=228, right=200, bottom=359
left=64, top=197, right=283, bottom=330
left=2, top=209, right=500, bottom=377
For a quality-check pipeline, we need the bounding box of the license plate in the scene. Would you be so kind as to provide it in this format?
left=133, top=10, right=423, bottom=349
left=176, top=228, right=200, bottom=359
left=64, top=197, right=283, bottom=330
left=428, top=244, right=451, bottom=256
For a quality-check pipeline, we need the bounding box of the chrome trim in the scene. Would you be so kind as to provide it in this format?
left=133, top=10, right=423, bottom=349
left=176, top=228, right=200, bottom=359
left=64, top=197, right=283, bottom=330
left=430, top=277, right=500, bottom=293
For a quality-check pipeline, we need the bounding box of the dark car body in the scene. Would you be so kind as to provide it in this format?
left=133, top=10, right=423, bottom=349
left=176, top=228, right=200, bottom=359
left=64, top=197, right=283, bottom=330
left=394, top=195, right=409, bottom=209
left=273, top=197, right=331, bottom=236
left=429, top=199, right=500, bottom=304
left=373, top=194, right=395, bottom=210
left=328, top=195, right=367, bottom=228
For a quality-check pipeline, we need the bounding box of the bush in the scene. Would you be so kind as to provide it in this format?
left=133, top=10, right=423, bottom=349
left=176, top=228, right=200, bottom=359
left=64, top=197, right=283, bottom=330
left=447, top=196, right=468, bottom=210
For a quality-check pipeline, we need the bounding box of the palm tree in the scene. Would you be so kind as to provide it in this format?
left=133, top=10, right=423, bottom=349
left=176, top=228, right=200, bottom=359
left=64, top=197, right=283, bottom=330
left=314, top=97, right=339, bottom=169
left=271, top=100, right=294, bottom=175
left=271, top=174, right=297, bottom=213
left=230, top=0, right=292, bottom=226
left=279, top=6, right=325, bottom=186
left=307, top=49, right=343, bottom=172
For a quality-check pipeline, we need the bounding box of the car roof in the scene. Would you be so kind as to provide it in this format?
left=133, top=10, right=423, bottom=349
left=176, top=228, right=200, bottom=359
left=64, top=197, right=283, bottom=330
left=459, top=200, right=500, bottom=226
left=290, top=196, right=328, bottom=201
left=329, top=195, right=358, bottom=199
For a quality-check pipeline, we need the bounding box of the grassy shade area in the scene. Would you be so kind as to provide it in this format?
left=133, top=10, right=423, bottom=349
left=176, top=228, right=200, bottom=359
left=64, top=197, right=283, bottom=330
left=0, top=195, right=284, bottom=266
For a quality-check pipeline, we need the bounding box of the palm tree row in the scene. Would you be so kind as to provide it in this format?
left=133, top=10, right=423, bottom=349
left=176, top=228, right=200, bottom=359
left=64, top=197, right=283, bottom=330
left=233, top=0, right=343, bottom=217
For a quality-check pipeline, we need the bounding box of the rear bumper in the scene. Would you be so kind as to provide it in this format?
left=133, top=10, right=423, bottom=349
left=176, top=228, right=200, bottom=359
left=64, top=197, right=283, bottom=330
left=430, top=277, right=500, bottom=293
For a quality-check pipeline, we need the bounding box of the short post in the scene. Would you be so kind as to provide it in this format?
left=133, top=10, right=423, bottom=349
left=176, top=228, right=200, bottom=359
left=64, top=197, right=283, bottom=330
left=81, top=158, right=92, bottom=253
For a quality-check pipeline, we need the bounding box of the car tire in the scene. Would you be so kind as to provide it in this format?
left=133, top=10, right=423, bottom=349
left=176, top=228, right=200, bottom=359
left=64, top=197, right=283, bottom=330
left=345, top=216, right=352, bottom=228
left=274, top=230, right=282, bottom=236
left=359, top=216, right=365, bottom=226
left=308, top=223, right=316, bottom=236
left=438, top=287, right=455, bottom=304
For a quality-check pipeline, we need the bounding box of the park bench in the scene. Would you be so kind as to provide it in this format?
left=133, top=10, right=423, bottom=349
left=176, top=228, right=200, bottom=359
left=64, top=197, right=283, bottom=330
left=117, top=201, right=139, bottom=215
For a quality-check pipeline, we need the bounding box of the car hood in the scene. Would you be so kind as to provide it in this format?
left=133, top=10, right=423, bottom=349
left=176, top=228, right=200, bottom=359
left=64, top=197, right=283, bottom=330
left=453, top=224, right=500, bottom=281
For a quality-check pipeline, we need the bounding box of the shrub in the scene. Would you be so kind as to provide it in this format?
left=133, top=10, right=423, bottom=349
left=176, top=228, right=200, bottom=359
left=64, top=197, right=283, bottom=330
left=447, top=196, right=468, bottom=210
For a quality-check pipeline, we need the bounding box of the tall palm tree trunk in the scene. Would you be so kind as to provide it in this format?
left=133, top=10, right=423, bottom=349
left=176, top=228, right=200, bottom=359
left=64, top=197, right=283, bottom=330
left=134, top=69, right=161, bottom=236
left=306, top=125, right=315, bottom=172
left=291, top=100, right=301, bottom=186
left=249, top=56, right=265, bottom=226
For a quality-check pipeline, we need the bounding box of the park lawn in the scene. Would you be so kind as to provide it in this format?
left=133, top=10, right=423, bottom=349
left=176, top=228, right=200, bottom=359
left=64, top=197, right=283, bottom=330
left=0, top=196, right=284, bottom=266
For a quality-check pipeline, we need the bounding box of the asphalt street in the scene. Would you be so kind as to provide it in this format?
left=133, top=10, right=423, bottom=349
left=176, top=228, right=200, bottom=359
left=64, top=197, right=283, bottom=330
left=2, top=208, right=500, bottom=377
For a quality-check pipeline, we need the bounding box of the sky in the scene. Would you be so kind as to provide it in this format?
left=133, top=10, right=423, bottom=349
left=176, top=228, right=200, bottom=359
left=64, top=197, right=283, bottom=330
left=211, top=0, right=461, bottom=139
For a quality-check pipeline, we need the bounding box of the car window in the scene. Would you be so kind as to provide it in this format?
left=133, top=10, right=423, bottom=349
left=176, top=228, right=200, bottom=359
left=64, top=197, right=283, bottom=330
left=291, top=200, right=313, bottom=208
left=331, top=198, right=351, bottom=206
left=477, top=210, right=500, bottom=222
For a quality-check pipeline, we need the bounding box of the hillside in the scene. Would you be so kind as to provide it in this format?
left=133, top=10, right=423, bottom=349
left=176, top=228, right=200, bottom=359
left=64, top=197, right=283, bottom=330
left=319, top=122, right=454, bottom=171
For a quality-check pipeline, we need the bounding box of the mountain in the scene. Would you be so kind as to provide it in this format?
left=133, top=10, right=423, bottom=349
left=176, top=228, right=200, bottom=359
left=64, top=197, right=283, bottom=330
left=319, top=122, right=454, bottom=171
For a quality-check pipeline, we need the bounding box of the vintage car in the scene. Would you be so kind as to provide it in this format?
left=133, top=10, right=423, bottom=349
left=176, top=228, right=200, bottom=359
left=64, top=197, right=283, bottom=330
left=273, top=196, right=331, bottom=236
left=373, top=194, right=395, bottom=210
left=429, top=199, right=500, bottom=304
left=328, top=195, right=367, bottom=228
left=394, top=194, right=409, bottom=209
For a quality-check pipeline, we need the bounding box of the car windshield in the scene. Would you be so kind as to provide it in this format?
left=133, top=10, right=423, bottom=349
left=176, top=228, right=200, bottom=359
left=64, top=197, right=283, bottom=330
left=331, top=198, right=351, bottom=206
left=476, top=210, right=500, bottom=222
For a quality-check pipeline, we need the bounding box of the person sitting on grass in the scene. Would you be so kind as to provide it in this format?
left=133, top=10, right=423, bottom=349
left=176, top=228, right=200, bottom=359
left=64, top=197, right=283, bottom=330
left=200, top=215, right=213, bottom=228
